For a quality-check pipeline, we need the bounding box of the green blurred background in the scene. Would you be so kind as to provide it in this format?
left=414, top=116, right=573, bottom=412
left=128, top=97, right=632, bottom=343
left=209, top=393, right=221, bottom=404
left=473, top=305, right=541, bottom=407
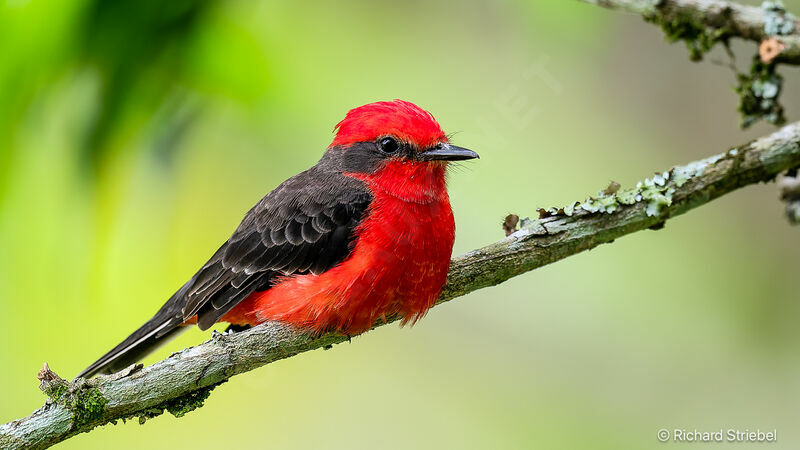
left=2, top=0, right=800, bottom=448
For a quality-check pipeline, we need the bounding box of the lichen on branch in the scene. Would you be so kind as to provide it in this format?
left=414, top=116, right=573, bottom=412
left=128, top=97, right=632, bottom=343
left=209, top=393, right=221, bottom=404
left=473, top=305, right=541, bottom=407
left=779, top=168, right=800, bottom=224
left=645, top=5, right=732, bottom=62
left=735, top=57, right=786, bottom=128
left=580, top=0, right=799, bottom=128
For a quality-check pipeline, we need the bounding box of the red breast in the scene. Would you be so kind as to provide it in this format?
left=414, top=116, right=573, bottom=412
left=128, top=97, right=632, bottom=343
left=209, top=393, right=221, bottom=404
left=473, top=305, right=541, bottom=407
left=222, top=159, right=454, bottom=335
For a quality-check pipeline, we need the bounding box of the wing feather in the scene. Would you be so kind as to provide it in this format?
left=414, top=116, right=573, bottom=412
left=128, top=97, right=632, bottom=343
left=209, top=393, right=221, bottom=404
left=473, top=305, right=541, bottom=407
left=79, top=152, right=373, bottom=378
left=181, top=167, right=371, bottom=330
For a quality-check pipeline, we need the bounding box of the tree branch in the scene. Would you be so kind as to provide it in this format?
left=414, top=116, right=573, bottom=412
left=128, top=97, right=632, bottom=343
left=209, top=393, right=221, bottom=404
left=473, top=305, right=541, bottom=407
left=579, top=0, right=800, bottom=64
left=581, top=0, right=799, bottom=127
left=779, top=169, right=800, bottom=223
left=2, top=121, right=799, bottom=449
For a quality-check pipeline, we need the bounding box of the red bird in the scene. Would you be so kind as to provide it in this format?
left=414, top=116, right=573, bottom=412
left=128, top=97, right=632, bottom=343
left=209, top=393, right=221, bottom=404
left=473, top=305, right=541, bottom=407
left=79, top=99, right=478, bottom=378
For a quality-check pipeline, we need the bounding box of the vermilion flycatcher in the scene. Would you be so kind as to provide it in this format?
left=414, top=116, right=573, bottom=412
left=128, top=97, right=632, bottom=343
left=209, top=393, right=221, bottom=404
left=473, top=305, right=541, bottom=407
left=79, top=99, right=478, bottom=378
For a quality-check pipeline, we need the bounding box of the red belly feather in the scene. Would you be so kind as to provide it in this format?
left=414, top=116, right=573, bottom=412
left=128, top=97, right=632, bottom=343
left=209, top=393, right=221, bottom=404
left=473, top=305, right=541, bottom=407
left=221, top=161, right=455, bottom=335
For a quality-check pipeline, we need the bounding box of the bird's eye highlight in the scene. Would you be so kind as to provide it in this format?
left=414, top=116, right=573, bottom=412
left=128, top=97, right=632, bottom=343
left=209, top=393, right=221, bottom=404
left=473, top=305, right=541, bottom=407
left=378, top=137, right=399, bottom=154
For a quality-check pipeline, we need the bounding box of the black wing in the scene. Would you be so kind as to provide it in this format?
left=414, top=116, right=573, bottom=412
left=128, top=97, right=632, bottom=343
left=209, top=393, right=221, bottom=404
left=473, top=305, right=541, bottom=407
left=78, top=165, right=372, bottom=378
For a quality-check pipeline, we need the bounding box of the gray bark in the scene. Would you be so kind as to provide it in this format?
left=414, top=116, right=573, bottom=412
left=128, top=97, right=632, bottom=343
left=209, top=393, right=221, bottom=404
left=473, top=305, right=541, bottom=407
left=579, top=0, right=800, bottom=64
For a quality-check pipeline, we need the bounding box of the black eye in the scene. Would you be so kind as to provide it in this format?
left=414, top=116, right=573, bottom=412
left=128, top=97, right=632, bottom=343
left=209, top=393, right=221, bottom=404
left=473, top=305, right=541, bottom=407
left=378, top=136, right=399, bottom=154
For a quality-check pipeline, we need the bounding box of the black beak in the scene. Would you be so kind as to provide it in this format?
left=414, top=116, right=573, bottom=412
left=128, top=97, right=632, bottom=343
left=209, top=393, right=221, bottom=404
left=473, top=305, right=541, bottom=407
left=420, top=144, right=480, bottom=161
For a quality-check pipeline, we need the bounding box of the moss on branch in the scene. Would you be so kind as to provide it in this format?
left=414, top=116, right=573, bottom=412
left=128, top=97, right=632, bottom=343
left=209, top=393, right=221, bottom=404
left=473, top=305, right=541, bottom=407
left=581, top=0, right=799, bottom=127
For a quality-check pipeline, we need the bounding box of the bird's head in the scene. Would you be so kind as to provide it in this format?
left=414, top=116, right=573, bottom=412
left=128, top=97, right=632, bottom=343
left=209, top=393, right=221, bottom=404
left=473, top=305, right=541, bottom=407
left=327, top=99, right=478, bottom=202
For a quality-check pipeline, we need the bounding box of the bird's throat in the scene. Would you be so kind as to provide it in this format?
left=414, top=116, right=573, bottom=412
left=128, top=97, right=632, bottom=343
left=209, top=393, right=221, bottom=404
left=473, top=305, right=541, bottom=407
left=349, top=160, right=448, bottom=204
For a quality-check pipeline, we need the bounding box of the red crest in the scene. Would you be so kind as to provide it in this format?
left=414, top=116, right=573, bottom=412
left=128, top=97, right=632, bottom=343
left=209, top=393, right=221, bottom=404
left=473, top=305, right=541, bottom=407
left=331, top=99, right=447, bottom=149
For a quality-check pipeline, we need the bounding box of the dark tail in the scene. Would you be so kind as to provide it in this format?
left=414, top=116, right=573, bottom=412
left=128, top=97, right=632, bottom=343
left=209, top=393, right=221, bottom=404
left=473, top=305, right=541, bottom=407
left=77, top=287, right=190, bottom=379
